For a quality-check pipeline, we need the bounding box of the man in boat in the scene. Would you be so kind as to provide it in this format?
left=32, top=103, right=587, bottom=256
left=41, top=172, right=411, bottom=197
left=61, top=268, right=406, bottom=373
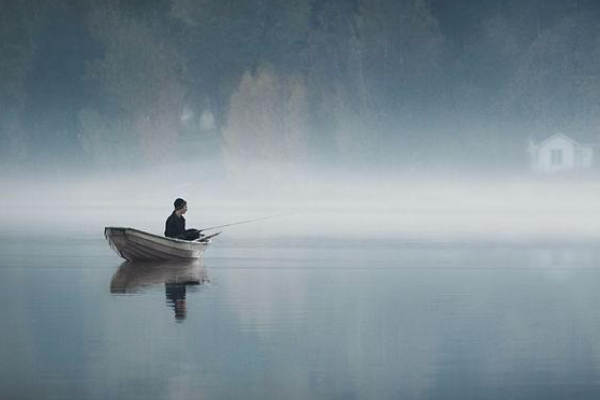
left=164, top=198, right=203, bottom=241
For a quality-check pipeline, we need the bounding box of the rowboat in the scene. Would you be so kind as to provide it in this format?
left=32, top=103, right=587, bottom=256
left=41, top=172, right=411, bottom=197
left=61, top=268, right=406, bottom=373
left=104, top=227, right=217, bottom=262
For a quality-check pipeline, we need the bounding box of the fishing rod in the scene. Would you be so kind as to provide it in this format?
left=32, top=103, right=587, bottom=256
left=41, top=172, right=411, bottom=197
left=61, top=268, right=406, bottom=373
left=199, top=213, right=293, bottom=232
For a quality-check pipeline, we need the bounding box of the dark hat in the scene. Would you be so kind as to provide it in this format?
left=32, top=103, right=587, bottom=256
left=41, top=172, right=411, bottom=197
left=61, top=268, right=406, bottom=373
left=174, top=198, right=187, bottom=210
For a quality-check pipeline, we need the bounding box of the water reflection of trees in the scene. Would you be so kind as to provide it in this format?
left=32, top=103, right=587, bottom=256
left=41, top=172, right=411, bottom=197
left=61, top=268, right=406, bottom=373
left=110, top=260, right=209, bottom=321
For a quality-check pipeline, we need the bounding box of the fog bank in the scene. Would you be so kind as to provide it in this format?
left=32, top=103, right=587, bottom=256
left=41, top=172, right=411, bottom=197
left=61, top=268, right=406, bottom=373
left=2, top=173, right=600, bottom=243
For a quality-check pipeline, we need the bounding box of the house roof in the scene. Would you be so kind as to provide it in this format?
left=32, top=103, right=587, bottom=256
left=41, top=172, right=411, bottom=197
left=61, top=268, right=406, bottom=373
left=532, top=132, right=597, bottom=147
left=536, top=133, right=579, bottom=147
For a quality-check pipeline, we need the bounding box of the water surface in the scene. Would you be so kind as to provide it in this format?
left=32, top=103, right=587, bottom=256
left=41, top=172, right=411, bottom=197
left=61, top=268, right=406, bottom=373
left=1, top=233, right=600, bottom=399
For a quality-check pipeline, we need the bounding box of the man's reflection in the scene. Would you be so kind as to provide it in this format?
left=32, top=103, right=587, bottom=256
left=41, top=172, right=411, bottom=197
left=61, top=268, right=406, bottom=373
left=110, top=259, right=209, bottom=321
left=165, top=282, right=188, bottom=320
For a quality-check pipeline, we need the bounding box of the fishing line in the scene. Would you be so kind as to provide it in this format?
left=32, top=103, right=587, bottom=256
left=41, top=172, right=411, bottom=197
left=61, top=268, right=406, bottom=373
left=199, top=213, right=294, bottom=232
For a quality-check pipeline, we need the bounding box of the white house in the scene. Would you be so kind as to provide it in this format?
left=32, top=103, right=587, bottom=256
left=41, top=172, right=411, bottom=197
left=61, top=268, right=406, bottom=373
left=528, top=133, right=594, bottom=173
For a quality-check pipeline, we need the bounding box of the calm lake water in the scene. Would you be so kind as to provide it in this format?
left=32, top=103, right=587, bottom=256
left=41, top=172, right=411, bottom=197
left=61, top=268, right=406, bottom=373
left=1, top=232, right=600, bottom=400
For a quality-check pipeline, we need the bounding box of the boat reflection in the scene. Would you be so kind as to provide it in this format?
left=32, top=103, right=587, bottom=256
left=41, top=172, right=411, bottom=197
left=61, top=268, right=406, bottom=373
left=110, top=259, right=209, bottom=321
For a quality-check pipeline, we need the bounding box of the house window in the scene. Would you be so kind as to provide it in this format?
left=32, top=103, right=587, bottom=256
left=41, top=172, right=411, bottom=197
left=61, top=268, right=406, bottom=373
left=551, top=149, right=563, bottom=166
left=575, top=148, right=587, bottom=168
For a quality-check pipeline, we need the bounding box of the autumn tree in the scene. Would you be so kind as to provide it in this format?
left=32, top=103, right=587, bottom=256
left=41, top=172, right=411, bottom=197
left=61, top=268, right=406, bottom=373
left=222, top=68, right=308, bottom=178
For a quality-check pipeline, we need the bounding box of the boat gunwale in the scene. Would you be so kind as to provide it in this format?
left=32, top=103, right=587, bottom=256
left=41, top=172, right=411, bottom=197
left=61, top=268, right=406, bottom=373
left=105, top=227, right=208, bottom=248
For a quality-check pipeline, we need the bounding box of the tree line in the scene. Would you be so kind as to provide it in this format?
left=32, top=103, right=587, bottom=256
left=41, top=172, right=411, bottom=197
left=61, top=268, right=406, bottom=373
left=1, top=0, right=599, bottom=174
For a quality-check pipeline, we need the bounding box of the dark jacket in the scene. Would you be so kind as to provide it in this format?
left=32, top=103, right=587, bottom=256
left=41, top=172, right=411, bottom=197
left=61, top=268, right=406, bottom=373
left=165, top=212, right=186, bottom=239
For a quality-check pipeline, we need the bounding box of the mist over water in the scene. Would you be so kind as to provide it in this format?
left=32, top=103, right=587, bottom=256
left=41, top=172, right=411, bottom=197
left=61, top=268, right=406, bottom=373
left=2, top=169, right=599, bottom=243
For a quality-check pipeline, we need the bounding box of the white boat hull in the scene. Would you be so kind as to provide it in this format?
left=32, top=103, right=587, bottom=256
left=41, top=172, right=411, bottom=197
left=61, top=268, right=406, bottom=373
left=104, top=227, right=210, bottom=262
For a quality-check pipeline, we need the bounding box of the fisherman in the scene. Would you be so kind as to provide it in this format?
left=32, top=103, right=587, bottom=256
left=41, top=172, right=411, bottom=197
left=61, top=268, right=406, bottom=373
left=164, top=198, right=203, bottom=241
